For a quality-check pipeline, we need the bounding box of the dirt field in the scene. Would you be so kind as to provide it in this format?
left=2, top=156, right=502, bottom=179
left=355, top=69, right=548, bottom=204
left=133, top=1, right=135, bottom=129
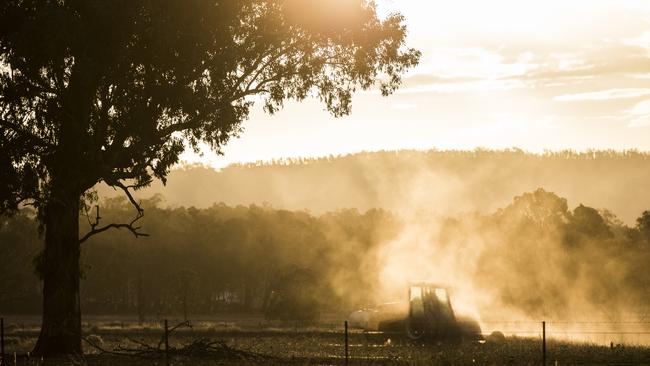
left=3, top=316, right=650, bottom=365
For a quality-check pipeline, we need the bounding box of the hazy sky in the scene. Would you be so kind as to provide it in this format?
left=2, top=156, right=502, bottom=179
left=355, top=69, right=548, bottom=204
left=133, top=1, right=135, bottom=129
left=183, top=0, right=650, bottom=168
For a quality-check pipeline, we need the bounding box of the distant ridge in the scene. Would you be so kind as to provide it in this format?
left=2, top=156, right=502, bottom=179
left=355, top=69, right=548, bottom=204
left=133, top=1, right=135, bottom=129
left=97, top=148, right=650, bottom=224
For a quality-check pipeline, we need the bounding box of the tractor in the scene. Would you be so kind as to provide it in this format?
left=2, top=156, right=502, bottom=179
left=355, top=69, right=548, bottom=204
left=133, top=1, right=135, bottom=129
left=348, top=282, right=482, bottom=342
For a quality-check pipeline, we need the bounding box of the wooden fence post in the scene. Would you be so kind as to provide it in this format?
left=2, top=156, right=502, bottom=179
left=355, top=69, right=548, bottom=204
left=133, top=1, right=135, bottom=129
left=164, top=319, right=169, bottom=366
left=1, top=317, right=4, bottom=366
left=542, top=321, right=546, bottom=366
left=344, top=320, right=349, bottom=366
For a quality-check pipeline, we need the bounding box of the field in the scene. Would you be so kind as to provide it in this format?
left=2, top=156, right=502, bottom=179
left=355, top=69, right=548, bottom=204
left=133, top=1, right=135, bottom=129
left=3, top=316, right=650, bottom=366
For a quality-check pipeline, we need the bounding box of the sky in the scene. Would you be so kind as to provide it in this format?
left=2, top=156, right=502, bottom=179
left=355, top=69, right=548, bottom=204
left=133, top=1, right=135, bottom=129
left=183, top=0, right=650, bottom=168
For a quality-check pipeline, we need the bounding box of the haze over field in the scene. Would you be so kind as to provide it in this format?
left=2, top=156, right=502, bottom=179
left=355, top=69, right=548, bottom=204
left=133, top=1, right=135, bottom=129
left=99, top=149, right=650, bottom=224
left=92, top=148, right=650, bottom=339
left=5, top=185, right=650, bottom=345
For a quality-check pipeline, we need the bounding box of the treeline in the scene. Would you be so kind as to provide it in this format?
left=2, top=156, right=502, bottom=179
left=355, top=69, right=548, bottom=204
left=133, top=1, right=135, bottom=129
left=230, top=148, right=650, bottom=168
left=1, top=189, right=649, bottom=321
left=0, top=196, right=399, bottom=318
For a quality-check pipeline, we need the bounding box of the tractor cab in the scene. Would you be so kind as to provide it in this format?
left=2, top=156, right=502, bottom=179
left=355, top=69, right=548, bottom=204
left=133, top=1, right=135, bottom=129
left=407, top=282, right=458, bottom=340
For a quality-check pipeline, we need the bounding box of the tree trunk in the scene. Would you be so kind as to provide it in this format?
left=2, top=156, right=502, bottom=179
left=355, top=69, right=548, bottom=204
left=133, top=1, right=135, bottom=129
left=33, top=184, right=82, bottom=356
left=32, top=56, right=94, bottom=356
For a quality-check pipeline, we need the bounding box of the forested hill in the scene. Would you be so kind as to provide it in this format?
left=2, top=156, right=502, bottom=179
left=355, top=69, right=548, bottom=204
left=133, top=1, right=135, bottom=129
left=98, top=149, right=650, bottom=224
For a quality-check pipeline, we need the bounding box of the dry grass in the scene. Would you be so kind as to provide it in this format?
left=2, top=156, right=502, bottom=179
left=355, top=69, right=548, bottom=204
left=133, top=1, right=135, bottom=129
left=4, top=319, right=650, bottom=365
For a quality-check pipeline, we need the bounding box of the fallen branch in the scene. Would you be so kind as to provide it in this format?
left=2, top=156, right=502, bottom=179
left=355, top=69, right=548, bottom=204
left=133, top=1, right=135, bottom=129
left=106, top=337, right=271, bottom=360
left=82, top=321, right=272, bottom=361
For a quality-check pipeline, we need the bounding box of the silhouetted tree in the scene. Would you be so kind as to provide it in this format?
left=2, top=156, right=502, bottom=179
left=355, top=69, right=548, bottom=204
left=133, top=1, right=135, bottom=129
left=174, top=269, right=199, bottom=322
left=498, top=188, right=570, bottom=229
left=564, top=204, right=613, bottom=247
left=0, top=0, right=419, bottom=355
left=637, top=211, right=650, bottom=245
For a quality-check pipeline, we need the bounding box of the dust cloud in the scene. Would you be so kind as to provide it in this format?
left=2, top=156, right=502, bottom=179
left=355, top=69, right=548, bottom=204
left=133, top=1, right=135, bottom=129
left=351, top=184, right=650, bottom=344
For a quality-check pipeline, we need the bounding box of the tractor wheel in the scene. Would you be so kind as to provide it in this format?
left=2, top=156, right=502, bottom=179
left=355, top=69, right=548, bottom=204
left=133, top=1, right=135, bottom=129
left=457, top=318, right=483, bottom=342
left=406, top=320, right=426, bottom=340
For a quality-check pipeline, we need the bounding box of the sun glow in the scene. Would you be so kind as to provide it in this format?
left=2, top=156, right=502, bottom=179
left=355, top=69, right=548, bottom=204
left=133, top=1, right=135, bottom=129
left=181, top=0, right=650, bottom=169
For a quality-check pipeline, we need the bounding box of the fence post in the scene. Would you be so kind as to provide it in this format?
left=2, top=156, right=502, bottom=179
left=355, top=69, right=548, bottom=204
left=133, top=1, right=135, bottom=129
left=164, top=319, right=169, bottom=366
left=344, top=320, right=349, bottom=366
left=542, top=321, right=546, bottom=366
left=1, top=317, right=4, bottom=366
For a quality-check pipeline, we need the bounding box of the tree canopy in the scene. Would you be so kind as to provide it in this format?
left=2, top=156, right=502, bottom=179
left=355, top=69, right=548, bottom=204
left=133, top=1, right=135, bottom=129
left=0, top=0, right=419, bottom=217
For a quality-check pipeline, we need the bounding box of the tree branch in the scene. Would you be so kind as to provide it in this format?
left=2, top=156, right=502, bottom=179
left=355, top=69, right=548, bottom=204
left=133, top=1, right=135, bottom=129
left=79, top=220, right=148, bottom=244
left=110, top=180, right=144, bottom=215
left=232, top=43, right=274, bottom=88
left=0, top=119, right=53, bottom=148
left=79, top=180, right=148, bottom=244
left=240, top=41, right=304, bottom=94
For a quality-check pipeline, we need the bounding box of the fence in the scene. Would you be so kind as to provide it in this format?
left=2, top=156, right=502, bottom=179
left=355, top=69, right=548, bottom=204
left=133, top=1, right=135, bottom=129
left=2, top=316, right=650, bottom=365
left=480, top=319, right=650, bottom=345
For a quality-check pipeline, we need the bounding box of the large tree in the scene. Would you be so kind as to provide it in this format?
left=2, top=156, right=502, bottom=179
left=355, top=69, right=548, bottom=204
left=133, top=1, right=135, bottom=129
left=0, top=0, right=419, bottom=356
